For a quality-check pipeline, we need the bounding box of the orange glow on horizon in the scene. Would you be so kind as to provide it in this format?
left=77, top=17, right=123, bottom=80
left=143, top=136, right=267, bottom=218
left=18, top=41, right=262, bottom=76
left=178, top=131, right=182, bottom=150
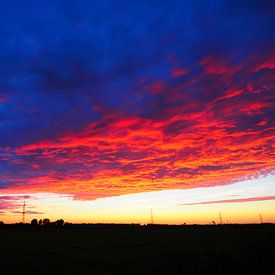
left=1, top=176, right=275, bottom=225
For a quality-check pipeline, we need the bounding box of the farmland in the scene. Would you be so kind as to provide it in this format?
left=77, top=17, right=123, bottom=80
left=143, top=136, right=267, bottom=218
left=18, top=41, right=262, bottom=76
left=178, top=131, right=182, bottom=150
left=0, top=224, right=274, bottom=274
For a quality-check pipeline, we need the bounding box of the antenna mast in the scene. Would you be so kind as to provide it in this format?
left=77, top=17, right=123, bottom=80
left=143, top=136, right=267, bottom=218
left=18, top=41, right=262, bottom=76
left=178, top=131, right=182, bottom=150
left=22, top=201, right=26, bottom=224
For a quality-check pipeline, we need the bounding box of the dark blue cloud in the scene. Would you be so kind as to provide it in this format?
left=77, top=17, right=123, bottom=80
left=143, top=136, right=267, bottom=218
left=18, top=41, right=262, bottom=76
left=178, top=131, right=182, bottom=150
left=0, top=0, right=273, bottom=130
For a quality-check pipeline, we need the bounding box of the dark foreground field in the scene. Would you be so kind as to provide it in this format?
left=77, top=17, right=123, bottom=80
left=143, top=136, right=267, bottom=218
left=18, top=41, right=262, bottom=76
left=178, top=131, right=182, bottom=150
left=0, top=224, right=274, bottom=274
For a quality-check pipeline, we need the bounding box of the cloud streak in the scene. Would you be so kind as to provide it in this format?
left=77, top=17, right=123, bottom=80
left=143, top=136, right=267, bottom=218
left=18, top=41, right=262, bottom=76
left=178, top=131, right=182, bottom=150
left=180, top=196, right=275, bottom=206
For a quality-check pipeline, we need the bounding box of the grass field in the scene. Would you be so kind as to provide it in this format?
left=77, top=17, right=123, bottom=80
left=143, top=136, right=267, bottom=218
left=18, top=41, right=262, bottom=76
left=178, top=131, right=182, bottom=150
left=0, top=224, right=274, bottom=274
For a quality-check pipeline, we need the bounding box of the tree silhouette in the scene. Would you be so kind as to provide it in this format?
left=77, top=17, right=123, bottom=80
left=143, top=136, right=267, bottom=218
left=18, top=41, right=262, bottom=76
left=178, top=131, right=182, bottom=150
left=56, top=219, right=64, bottom=226
left=31, top=219, right=38, bottom=226
left=42, top=218, right=50, bottom=225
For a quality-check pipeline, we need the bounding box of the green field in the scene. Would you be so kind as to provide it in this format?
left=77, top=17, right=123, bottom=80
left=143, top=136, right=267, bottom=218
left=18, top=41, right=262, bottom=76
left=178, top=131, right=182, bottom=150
left=0, top=224, right=274, bottom=274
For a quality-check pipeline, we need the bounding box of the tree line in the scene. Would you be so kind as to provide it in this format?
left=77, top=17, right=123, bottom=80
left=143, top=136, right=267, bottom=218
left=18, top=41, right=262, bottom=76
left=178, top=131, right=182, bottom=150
left=31, top=218, right=64, bottom=226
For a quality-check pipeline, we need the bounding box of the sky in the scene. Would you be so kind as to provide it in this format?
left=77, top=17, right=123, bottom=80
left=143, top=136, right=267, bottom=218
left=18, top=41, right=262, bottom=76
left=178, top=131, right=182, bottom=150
left=0, top=0, right=274, bottom=224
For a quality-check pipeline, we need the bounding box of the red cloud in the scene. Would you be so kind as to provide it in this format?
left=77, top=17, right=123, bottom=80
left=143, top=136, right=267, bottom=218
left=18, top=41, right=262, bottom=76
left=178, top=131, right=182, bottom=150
left=0, top=95, right=10, bottom=103
left=0, top=195, right=31, bottom=212
left=200, top=56, right=231, bottom=75
left=145, top=82, right=164, bottom=94
left=171, top=68, right=188, bottom=77
left=2, top=54, right=275, bottom=201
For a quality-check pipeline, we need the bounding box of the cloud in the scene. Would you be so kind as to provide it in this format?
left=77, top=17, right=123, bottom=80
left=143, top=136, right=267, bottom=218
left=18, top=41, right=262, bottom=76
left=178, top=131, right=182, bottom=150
left=0, top=195, right=31, bottom=212
left=11, top=210, right=44, bottom=215
left=180, top=195, right=275, bottom=206
left=171, top=68, right=189, bottom=77
left=0, top=195, right=31, bottom=201
left=2, top=64, right=274, bottom=200
left=0, top=1, right=274, bottom=201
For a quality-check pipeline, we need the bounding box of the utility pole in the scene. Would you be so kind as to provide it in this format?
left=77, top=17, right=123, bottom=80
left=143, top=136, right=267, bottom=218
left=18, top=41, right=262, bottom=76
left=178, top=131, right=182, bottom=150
left=219, top=212, right=223, bottom=225
left=22, top=201, right=26, bottom=224
left=150, top=208, right=154, bottom=224
left=260, top=213, right=263, bottom=224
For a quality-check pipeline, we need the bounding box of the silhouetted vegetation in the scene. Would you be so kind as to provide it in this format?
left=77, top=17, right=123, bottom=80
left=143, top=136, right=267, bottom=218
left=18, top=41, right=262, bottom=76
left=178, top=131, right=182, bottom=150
left=31, top=218, right=38, bottom=226
left=29, top=218, right=65, bottom=228
left=0, top=224, right=274, bottom=274
left=42, top=218, right=50, bottom=225
left=55, top=219, right=64, bottom=226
